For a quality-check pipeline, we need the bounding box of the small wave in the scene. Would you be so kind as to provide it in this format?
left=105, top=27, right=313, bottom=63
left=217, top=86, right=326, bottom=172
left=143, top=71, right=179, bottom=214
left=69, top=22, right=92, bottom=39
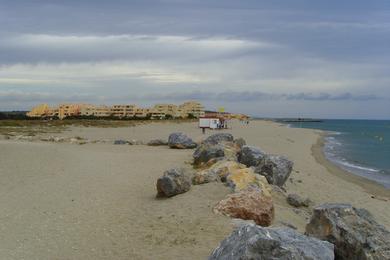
left=329, top=156, right=380, bottom=173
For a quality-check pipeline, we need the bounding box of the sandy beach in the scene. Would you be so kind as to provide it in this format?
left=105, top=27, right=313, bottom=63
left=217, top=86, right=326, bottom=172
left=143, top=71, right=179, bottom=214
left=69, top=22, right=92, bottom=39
left=1, top=120, right=389, bottom=259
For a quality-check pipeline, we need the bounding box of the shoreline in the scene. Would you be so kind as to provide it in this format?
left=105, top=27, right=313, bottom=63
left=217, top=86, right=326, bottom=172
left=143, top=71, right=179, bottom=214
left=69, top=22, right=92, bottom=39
left=311, top=132, right=390, bottom=199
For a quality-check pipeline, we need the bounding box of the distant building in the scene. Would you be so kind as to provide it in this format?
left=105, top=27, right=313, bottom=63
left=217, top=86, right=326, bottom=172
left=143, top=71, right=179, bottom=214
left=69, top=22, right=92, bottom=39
left=179, top=101, right=205, bottom=118
left=26, top=104, right=51, bottom=118
left=110, top=104, right=138, bottom=118
left=134, top=108, right=151, bottom=118
left=150, top=104, right=178, bottom=119
left=80, top=105, right=111, bottom=117
left=58, top=104, right=90, bottom=119
left=26, top=101, right=207, bottom=120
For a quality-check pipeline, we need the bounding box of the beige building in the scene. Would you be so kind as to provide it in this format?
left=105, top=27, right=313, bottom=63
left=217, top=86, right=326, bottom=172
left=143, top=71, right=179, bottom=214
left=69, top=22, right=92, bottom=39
left=26, top=104, right=51, bottom=118
left=58, top=104, right=91, bottom=119
left=110, top=105, right=138, bottom=118
left=134, top=108, right=151, bottom=118
left=179, top=101, right=205, bottom=118
left=80, top=105, right=111, bottom=117
left=27, top=101, right=206, bottom=120
left=150, top=104, right=178, bottom=119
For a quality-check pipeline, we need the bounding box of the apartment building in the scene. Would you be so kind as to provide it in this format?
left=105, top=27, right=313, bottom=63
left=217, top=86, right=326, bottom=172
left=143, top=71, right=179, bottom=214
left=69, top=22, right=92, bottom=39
left=58, top=104, right=92, bottom=119
left=27, top=101, right=206, bottom=120
left=150, top=104, right=178, bottom=119
left=26, top=103, right=51, bottom=118
left=179, top=101, right=205, bottom=118
left=134, top=108, right=151, bottom=118
left=110, top=104, right=138, bottom=118
left=80, top=105, right=111, bottom=117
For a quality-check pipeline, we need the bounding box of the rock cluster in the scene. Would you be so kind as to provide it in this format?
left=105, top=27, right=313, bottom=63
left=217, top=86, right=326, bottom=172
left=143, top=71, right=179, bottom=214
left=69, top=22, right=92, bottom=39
left=209, top=224, right=334, bottom=260
left=306, top=203, right=390, bottom=260
left=153, top=132, right=390, bottom=260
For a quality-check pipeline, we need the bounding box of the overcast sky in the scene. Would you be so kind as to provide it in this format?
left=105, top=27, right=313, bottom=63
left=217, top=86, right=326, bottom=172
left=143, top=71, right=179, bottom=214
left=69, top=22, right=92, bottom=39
left=0, top=0, right=389, bottom=119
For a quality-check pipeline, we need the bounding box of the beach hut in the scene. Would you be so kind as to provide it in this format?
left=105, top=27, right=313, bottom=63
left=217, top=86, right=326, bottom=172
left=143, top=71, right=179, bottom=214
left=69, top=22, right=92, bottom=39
left=199, top=117, right=221, bottom=129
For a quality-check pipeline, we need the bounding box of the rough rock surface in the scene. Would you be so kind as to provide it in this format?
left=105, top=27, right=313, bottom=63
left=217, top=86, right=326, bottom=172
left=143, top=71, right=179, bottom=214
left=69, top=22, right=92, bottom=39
left=192, top=160, right=247, bottom=185
left=203, top=133, right=234, bottom=145
left=225, top=168, right=271, bottom=196
left=237, top=145, right=266, bottom=167
left=114, top=139, right=128, bottom=145
left=168, top=133, right=197, bottom=149
left=306, top=203, right=390, bottom=260
left=233, top=137, right=246, bottom=148
left=287, top=193, right=310, bottom=207
left=255, top=155, right=293, bottom=187
left=156, top=168, right=191, bottom=197
left=147, top=139, right=168, bottom=146
left=213, top=186, right=274, bottom=226
left=209, top=224, right=334, bottom=260
left=193, top=144, right=225, bottom=166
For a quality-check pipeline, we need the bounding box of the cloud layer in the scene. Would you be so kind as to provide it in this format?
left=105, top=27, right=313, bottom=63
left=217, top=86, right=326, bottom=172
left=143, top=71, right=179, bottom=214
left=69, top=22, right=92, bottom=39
left=0, top=0, right=389, bottom=118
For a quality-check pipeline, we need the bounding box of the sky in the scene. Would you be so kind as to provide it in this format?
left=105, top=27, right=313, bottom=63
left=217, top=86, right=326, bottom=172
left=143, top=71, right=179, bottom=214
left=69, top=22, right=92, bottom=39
left=0, top=0, right=389, bottom=119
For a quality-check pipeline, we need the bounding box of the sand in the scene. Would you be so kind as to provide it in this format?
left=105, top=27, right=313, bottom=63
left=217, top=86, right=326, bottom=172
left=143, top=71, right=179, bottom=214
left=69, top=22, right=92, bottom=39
left=0, top=120, right=389, bottom=259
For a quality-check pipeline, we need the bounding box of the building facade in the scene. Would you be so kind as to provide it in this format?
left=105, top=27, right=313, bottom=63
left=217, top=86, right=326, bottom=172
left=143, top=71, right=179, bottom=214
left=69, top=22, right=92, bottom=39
left=27, top=101, right=206, bottom=120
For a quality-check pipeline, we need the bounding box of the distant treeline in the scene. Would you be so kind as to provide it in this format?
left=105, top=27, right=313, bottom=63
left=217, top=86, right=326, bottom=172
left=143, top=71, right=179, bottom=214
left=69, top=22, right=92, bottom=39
left=0, top=111, right=29, bottom=120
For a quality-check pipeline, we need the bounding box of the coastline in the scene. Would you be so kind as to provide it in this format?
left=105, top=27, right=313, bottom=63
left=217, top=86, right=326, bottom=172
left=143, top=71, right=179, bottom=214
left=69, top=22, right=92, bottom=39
left=311, top=132, right=390, bottom=198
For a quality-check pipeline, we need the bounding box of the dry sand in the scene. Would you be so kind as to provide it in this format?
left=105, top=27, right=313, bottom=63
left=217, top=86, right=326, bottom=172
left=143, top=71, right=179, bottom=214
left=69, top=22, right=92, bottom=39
left=0, top=120, right=389, bottom=259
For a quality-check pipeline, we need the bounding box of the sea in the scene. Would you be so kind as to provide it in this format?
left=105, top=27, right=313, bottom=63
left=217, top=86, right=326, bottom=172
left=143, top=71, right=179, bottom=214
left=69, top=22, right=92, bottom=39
left=284, top=119, right=390, bottom=189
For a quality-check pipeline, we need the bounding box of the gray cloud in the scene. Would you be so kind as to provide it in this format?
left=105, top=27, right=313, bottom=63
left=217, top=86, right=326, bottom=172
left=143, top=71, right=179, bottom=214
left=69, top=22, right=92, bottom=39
left=0, top=0, right=390, bottom=118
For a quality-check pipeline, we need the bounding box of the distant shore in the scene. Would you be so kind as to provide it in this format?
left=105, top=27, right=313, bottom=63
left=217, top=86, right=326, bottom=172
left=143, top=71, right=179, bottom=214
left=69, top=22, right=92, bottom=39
left=311, top=133, right=390, bottom=198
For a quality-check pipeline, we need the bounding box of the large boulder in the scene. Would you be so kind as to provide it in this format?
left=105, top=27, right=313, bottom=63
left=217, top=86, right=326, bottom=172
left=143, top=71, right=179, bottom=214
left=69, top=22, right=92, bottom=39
left=255, top=155, right=293, bottom=187
left=237, top=145, right=266, bottom=167
left=213, top=186, right=274, bottom=226
left=203, top=133, right=234, bottom=145
left=226, top=167, right=272, bottom=196
left=306, top=203, right=390, bottom=260
left=168, top=133, right=197, bottom=149
left=193, top=144, right=225, bottom=166
left=192, top=160, right=246, bottom=185
left=209, top=224, right=334, bottom=260
left=156, top=168, right=191, bottom=197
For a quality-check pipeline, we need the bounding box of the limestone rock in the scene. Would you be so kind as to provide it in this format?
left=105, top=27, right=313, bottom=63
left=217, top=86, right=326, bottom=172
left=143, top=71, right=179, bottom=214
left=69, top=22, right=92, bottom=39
left=287, top=193, right=310, bottom=207
left=203, top=133, right=234, bottom=145
left=168, top=132, right=197, bottom=149
left=255, top=155, right=293, bottom=187
left=192, top=160, right=247, bottom=185
left=237, top=145, right=266, bottom=167
left=156, top=168, right=191, bottom=197
left=209, top=224, right=334, bottom=260
left=225, top=168, right=271, bottom=196
left=213, top=186, right=274, bottom=226
left=147, top=139, right=168, bottom=146
left=306, top=203, right=390, bottom=260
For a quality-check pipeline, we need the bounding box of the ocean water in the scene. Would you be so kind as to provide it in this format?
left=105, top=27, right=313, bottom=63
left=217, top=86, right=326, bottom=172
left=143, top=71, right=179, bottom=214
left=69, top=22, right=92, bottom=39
left=285, top=119, right=390, bottom=189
